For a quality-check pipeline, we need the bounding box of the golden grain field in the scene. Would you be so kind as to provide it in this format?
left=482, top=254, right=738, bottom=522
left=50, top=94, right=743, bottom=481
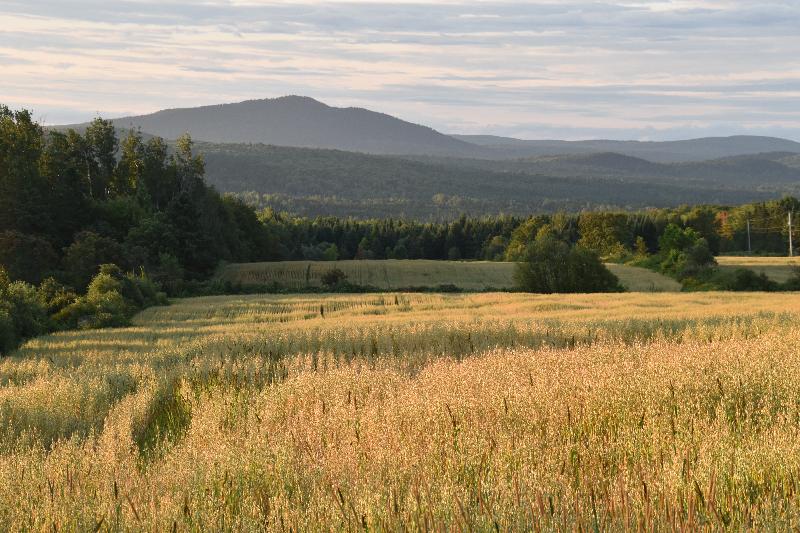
left=218, top=259, right=681, bottom=292
left=4, top=291, right=800, bottom=530
left=717, top=256, right=799, bottom=282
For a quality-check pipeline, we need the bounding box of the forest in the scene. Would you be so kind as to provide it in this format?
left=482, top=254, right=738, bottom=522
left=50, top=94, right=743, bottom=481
left=201, top=141, right=783, bottom=219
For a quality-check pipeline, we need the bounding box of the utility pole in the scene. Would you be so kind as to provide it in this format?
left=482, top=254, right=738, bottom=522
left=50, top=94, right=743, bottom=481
left=746, top=219, right=751, bottom=254
left=790, top=212, right=794, bottom=257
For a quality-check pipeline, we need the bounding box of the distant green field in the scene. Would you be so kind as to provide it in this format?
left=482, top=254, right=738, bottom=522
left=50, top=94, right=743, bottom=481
left=717, top=256, right=800, bottom=282
left=605, top=263, right=682, bottom=292
left=219, top=259, right=681, bottom=292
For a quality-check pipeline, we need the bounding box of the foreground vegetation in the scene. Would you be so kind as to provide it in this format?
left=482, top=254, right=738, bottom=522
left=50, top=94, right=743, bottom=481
left=0, top=265, right=165, bottom=355
left=4, top=291, right=800, bottom=529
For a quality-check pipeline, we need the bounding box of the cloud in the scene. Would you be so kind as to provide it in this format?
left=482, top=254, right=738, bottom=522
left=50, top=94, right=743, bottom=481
left=1, top=1, right=798, bottom=140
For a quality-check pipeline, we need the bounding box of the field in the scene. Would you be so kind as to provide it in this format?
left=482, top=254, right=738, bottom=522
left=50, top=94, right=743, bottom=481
left=219, top=259, right=681, bottom=292
left=717, top=255, right=799, bottom=282
left=4, top=291, right=800, bottom=529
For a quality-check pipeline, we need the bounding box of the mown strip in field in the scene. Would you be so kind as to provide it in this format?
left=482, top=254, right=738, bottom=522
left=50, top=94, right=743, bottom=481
left=218, top=259, right=681, bottom=292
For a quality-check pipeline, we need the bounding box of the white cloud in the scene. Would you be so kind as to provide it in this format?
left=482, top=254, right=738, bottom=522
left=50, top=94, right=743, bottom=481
left=1, top=1, right=798, bottom=139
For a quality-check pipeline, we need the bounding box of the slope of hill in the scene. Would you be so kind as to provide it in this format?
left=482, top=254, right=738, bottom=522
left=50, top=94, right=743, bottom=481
left=198, top=142, right=780, bottom=218
left=452, top=134, right=800, bottom=163
left=63, top=96, right=486, bottom=157
left=411, top=151, right=800, bottom=186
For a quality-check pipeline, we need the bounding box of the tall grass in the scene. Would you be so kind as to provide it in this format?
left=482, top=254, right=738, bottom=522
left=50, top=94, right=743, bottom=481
left=1, top=291, right=800, bottom=529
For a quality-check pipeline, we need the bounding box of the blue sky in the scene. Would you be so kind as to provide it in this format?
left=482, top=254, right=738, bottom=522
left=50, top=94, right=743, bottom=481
left=1, top=1, right=799, bottom=140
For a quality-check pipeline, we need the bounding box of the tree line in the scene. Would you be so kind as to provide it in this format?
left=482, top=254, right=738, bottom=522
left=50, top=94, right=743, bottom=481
left=262, top=198, right=800, bottom=264
left=0, top=106, right=275, bottom=290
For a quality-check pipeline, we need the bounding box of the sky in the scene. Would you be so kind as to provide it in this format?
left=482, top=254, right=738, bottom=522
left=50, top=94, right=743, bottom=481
left=1, top=1, right=799, bottom=140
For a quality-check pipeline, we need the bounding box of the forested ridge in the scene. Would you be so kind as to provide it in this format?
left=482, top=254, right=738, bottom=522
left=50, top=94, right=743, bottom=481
left=202, top=142, right=788, bottom=218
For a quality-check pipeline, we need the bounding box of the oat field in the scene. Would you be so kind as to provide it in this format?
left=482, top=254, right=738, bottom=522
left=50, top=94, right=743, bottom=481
left=4, top=291, right=800, bottom=530
left=218, top=259, right=680, bottom=292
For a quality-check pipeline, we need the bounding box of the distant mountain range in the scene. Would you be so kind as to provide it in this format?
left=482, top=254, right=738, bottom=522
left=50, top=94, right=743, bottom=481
left=55, top=96, right=800, bottom=217
left=61, top=96, right=800, bottom=162
left=451, top=135, right=800, bottom=163
left=194, top=142, right=790, bottom=218
left=64, top=96, right=483, bottom=158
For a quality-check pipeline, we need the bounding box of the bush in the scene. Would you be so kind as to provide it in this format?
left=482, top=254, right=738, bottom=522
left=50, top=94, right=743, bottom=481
left=514, top=236, right=622, bottom=293
left=0, top=308, right=15, bottom=354
left=63, top=231, right=128, bottom=290
left=52, top=264, right=166, bottom=330
left=0, top=268, right=50, bottom=354
left=0, top=230, right=59, bottom=284
left=152, top=253, right=184, bottom=296
left=659, top=224, right=702, bottom=255
left=37, top=278, right=78, bottom=316
left=721, top=269, right=779, bottom=292
left=321, top=268, right=347, bottom=289
left=659, top=237, right=717, bottom=282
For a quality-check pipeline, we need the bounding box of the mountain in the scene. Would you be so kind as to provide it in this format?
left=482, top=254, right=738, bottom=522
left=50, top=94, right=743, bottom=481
left=58, top=96, right=800, bottom=162
left=63, top=96, right=485, bottom=157
left=451, top=135, right=800, bottom=163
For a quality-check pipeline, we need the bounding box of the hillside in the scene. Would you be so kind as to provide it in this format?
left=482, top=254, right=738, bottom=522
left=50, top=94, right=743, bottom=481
left=198, top=142, right=780, bottom=218
left=414, top=151, right=800, bottom=186
left=63, top=96, right=485, bottom=157
left=452, top=134, right=800, bottom=163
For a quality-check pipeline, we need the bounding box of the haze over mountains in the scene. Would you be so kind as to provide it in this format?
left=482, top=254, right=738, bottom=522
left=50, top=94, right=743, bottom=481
left=73, top=96, right=483, bottom=158
left=65, top=96, right=800, bottom=162
left=452, top=135, right=800, bottom=164
left=58, top=96, right=800, bottom=218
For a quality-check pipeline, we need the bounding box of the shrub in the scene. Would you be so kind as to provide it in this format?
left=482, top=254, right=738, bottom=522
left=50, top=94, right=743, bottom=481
left=37, top=278, right=78, bottom=316
left=721, top=269, right=779, bottom=292
left=2, top=281, right=49, bottom=341
left=152, top=253, right=184, bottom=296
left=0, top=308, right=16, bottom=354
left=514, top=236, right=622, bottom=293
left=659, top=224, right=702, bottom=254
left=0, top=268, right=50, bottom=354
left=63, top=231, right=128, bottom=290
left=659, top=237, right=717, bottom=282
left=0, top=230, right=59, bottom=284
left=52, top=264, right=166, bottom=330
left=87, top=290, right=131, bottom=328
left=52, top=298, right=99, bottom=330
left=321, top=268, right=347, bottom=289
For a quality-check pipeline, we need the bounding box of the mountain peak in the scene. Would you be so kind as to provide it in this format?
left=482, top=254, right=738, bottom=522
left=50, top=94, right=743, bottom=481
left=76, top=96, right=480, bottom=157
